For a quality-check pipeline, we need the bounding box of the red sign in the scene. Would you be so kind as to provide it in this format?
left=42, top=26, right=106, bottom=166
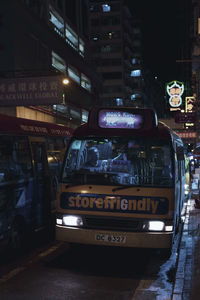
left=176, top=131, right=196, bottom=139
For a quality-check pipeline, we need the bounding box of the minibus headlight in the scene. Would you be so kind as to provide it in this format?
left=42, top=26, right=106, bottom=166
left=148, top=221, right=164, bottom=231
left=56, top=218, right=62, bottom=225
left=63, top=215, right=83, bottom=227
left=165, top=225, right=173, bottom=232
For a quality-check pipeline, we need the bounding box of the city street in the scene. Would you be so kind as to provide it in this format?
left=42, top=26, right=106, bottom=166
left=0, top=218, right=184, bottom=300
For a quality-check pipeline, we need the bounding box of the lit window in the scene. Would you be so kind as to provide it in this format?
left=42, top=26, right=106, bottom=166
left=131, top=70, right=141, bottom=77
left=132, top=58, right=137, bottom=64
left=81, top=74, right=91, bottom=92
left=51, top=51, right=66, bottom=73
left=82, top=110, right=89, bottom=123
left=68, top=66, right=80, bottom=84
left=102, top=4, right=111, bottom=12
left=70, top=108, right=81, bottom=119
left=53, top=104, right=67, bottom=113
left=131, top=94, right=141, bottom=100
left=65, top=24, right=78, bottom=50
left=115, top=98, right=123, bottom=106
left=49, top=6, right=64, bottom=33
left=79, top=38, right=85, bottom=57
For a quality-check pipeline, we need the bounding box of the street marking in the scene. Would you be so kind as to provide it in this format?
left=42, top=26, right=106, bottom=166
left=0, top=267, right=26, bottom=283
left=0, top=242, right=63, bottom=284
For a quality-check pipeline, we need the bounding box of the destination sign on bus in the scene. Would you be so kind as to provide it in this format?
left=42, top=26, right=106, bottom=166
left=98, top=109, right=143, bottom=129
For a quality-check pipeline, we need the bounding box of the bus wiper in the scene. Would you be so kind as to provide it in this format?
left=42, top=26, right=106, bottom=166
left=112, top=185, right=138, bottom=192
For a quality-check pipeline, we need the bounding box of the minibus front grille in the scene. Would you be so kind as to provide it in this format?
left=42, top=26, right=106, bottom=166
left=84, top=216, right=143, bottom=232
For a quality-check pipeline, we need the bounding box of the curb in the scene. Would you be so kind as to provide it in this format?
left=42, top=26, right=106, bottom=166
left=172, top=199, right=193, bottom=299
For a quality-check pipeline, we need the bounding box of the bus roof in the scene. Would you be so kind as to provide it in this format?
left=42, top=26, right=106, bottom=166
left=73, top=116, right=183, bottom=144
left=72, top=121, right=174, bottom=139
left=0, top=114, right=74, bottom=137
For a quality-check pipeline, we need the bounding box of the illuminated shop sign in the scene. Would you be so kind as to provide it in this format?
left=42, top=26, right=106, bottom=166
left=185, top=96, right=195, bottom=126
left=166, top=80, right=184, bottom=108
left=176, top=131, right=196, bottom=139
left=0, top=76, right=63, bottom=106
left=185, top=96, right=195, bottom=112
left=98, top=109, right=143, bottom=129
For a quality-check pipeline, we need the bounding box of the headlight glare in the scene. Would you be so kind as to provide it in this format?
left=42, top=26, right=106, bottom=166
left=165, top=225, right=173, bottom=232
left=56, top=218, right=62, bottom=225
left=148, top=221, right=164, bottom=231
left=63, top=215, right=83, bottom=227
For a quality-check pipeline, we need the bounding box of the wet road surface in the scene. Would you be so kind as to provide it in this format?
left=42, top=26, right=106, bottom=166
left=0, top=236, right=180, bottom=300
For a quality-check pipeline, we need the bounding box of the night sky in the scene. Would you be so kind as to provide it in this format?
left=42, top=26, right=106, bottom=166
left=126, top=0, right=184, bottom=84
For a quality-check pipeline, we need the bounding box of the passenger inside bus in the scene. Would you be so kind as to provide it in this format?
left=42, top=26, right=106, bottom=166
left=84, top=147, right=100, bottom=168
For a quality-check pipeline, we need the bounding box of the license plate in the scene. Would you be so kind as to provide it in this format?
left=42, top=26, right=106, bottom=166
left=95, top=233, right=126, bottom=244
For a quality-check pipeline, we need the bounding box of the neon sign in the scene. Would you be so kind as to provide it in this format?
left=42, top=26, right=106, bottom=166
left=98, top=109, right=143, bottom=129
left=185, top=96, right=195, bottom=113
left=166, top=80, right=184, bottom=108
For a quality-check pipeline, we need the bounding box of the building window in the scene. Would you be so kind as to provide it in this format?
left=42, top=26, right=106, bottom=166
left=79, top=38, right=85, bottom=57
left=103, top=85, right=122, bottom=93
left=70, top=107, right=81, bottom=119
left=81, top=74, right=91, bottom=92
left=82, top=109, right=89, bottom=123
left=53, top=104, right=67, bottom=114
left=131, top=70, right=141, bottom=77
left=65, top=24, right=78, bottom=50
left=102, top=72, right=122, bottom=80
left=101, top=44, right=121, bottom=53
left=51, top=51, right=66, bottom=73
left=115, top=98, right=123, bottom=106
left=49, top=5, right=64, bottom=35
left=131, top=93, right=142, bottom=100
left=102, top=4, right=111, bottom=12
left=68, top=66, right=80, bottom=84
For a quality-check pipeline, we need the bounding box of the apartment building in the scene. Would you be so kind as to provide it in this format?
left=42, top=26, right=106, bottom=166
left=88, top=0, right=145, bottom=107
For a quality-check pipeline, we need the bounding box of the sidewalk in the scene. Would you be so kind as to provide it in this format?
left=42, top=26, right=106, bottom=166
left=172, top=183, right=200, bottom=299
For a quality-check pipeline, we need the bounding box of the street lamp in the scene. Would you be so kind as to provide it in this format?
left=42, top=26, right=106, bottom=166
left=62, top=78, right=69, bottom=85
left=62, top=77, right=70, bottom=104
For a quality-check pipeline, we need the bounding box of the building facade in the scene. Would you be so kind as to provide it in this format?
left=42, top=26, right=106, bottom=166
left=88, top=0, right=145, bottom=107
left=0, top=0, right=101, bottom=128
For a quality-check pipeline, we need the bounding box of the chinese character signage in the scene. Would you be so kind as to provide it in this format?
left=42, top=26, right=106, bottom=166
left=0, top=76, right=63, bottom=106
left=175, top=112, right=196, bottom=123
left=185, top=96, right=195, bottom=112
left=166, top=80, right=184, bottom=109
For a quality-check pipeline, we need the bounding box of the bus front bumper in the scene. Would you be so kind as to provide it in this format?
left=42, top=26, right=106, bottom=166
left=56, top=225, right=173, bottom=249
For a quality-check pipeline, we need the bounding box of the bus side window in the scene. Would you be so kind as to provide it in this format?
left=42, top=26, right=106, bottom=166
left=13, top=137, right=33, bottom=177
left=0, top=136, right=27, bottom=180
left=32, top=143, right=47, bottom=177
left=47, top=151, right=61, bottom=176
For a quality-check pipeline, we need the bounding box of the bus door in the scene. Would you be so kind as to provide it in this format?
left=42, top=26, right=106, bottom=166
left=29, top=137, right=50, bottom=229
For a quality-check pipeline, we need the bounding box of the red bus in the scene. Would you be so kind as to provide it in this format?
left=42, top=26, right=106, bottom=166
left=0, top=114, right=73, bottom=252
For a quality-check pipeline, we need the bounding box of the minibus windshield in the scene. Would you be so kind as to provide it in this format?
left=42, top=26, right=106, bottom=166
left=62, top=137, right=173, bottom=187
